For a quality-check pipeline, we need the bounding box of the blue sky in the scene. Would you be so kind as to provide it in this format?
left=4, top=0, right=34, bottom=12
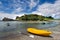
left=0, top=0, right=60, bottom=19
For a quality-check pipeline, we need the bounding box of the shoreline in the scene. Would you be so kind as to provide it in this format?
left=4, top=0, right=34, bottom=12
left=0, top=20, right=60, bottom=40
left=0, top=24, right=60, bottom=40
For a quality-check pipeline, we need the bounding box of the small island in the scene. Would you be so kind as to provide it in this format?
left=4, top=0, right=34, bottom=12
left=16, top=14, right=54, bottom=21
left=2, top=17, right=14, bottom=21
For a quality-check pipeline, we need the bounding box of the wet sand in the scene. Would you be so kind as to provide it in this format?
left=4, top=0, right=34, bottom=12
left=0, top=31, right=60, bottom=40
left=0, top=20, right=60, bottom=40
left=0, top=26, right=60, bottom=40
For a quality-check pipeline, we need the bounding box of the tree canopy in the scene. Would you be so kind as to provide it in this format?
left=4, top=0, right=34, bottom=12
left=16, top=14, right=54, bottom=21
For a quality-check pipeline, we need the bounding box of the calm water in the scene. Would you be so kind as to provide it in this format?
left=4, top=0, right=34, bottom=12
left=0, top=21, right=59, bottom=37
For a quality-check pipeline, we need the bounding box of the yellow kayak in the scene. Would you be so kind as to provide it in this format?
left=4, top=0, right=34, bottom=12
left=27, top=28, right=52, bottom=36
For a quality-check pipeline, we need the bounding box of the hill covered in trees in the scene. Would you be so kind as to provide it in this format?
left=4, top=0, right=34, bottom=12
left=16, top=14, right=54, bottom=21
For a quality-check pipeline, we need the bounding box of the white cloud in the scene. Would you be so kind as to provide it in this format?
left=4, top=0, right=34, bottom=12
left=32, top=11, right=43, bottom=15
left=0, top=1, right=2, bottom=5
left=13, top=0, right=39, bottom=12
left=29, top=0, right=39, bottom=9
left=53, top=12, right=60, bottom=19
left=13, top=7, right=24, bottom=14
left=0, top=12, right=24, bottom=20
left=32, top=0, right=60, bottom=19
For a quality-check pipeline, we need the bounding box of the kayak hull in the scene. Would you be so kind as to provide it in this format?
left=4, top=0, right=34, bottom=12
left=27, top=28, right=52, bottom=36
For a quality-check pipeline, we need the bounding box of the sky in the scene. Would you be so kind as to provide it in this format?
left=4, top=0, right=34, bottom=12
left=0, top=0, right=60, bottom=20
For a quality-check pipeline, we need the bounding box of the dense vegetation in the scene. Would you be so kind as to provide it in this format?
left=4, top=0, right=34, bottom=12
left=16, top=14, right=54, bottom=21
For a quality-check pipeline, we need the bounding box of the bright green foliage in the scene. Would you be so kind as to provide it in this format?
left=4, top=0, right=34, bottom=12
left=16, top=14, right=54, bottom=21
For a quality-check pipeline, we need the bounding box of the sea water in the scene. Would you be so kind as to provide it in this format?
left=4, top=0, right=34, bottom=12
left=0, top=21, right=59, bottom=37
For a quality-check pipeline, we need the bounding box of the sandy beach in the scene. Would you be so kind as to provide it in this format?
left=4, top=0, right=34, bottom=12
left=0, top=20, right=60, bottom=40
left=0, top=30, right=60, bottom=40
left=0, top=25, right=60, bottom=40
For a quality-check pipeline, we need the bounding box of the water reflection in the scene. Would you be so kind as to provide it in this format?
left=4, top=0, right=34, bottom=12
left=0, top=21, right=59, bottom=37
